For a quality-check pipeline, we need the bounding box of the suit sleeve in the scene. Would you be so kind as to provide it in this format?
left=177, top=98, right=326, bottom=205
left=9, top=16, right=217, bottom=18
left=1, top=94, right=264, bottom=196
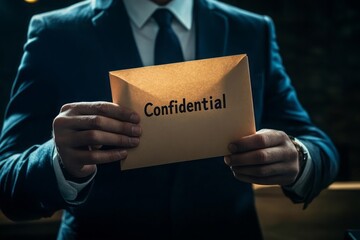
left=0, top=16, right=67, bottom=220
left=261, top=16, right=340, bottom=207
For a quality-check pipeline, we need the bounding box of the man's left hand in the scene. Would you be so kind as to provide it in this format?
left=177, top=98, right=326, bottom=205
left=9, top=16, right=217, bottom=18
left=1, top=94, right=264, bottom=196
left=224, top=129, right=299, bottom=186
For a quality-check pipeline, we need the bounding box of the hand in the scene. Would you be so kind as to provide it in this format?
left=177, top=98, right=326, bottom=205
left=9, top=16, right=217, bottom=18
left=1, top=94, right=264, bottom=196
left=53, top=102, right=141, bottom=178
left=224, top=129, right=299, bottom=186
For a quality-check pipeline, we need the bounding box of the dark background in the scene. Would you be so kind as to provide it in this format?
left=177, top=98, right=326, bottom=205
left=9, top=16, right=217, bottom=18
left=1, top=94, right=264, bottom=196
left=1, top=0, right=359, bottom=180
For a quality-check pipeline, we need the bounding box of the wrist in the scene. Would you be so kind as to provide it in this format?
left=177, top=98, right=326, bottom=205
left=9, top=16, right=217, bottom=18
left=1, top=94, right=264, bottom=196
left=57, top=153, right=96, bottom=183
left=288, top=135, right=308, bottom=185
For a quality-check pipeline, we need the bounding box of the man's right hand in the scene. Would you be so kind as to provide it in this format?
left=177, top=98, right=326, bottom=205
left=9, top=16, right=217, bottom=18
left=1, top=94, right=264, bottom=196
left=52, top=102, right=141, bottom=179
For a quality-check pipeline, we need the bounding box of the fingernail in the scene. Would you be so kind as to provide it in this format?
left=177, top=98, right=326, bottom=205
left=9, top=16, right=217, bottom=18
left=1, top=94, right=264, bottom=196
left=130, top=113, right=140, bottom=123
left=130, top=137, right=140, bottom=146
left=228, top=144, right=238, bottom=153
left=119, top=150, right=128, bottom=159
left=224, top=156, right=230, bottom=165
left=132, top=126, right=142, bottom=136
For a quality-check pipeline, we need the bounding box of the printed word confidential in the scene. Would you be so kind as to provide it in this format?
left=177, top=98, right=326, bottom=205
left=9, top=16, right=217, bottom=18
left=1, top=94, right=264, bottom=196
left=144, top=93, right=227, bottom=117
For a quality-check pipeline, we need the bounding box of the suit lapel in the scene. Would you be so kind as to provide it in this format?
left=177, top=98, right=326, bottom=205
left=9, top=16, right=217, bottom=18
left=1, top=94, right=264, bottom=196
left=91, top=0, right=228, bottom=68
left=195, top=0, right=229, bottom=60
left=91, top=0, right=143, bottom=71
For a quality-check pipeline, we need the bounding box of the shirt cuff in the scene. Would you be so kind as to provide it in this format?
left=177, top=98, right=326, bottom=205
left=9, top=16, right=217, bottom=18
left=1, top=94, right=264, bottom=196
left=52, top=147, right=96, bottom=204
left=283, top=138, right=313, bottom=198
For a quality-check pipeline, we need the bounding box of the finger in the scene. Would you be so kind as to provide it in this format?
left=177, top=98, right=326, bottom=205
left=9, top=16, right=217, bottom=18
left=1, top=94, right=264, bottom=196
left=65, top=130, right=140, bottom=148
left=65, top=148, right=128, bottom=166
left=230, top=162, right=284, bottom=179
left=230, top=167, right=294, bottom=185
left=233, top=172, right=293, bottom=185
left=54, top=115, right=142, bottom=136
left=60, top=102, right=140, bottom=123
left=224, top=147, right=284, bottom=167
left=229, top=130, right=287, bottom=153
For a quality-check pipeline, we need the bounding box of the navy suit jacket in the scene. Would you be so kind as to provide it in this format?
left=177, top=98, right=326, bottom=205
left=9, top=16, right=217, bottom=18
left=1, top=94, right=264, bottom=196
left=0, top=0, right=339, bottom=239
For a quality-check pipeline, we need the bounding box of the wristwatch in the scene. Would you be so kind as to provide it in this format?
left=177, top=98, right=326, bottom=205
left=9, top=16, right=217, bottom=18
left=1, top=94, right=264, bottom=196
left=288, top=135, right=308, bottom=177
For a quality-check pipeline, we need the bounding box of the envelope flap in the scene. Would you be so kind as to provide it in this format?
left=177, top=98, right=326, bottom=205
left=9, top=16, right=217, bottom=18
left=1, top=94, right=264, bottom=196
left=109, top=54, right=246, bottom=101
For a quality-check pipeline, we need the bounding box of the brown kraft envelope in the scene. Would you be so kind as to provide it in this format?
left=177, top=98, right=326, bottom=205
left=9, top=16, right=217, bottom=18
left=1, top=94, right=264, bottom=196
left=109, top=54, right=255, bottom=170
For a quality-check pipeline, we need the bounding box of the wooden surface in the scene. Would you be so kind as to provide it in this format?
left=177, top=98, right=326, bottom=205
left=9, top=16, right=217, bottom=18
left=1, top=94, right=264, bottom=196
left=255, top=183, right=360, bottom=240
left=1, top=182, right=359, bottom=239
left=0, top=211, right=62, bottom=240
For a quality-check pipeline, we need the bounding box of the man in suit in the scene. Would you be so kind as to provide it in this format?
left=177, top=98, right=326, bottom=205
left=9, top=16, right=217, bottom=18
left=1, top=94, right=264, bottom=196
left=0, top=0, right=339, bottom=239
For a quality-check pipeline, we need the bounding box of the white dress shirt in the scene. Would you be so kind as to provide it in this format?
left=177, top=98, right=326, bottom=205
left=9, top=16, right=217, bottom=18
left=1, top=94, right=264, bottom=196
left=54, top=0, right=312, bottom=203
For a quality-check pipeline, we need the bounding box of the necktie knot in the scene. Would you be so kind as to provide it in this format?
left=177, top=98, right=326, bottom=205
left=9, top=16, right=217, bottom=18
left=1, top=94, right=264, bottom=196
left=153, top=9, right=174, bottom=28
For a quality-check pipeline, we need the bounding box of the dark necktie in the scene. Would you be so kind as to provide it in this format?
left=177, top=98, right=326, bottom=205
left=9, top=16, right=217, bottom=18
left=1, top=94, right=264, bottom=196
left=153, top=9, right=184, bottom=65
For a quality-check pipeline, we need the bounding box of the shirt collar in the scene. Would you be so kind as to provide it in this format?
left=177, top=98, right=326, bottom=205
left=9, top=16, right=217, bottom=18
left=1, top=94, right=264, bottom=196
left=91, top=0, right=113, bottom=10
left=123, top=0, right=194, bottom=30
